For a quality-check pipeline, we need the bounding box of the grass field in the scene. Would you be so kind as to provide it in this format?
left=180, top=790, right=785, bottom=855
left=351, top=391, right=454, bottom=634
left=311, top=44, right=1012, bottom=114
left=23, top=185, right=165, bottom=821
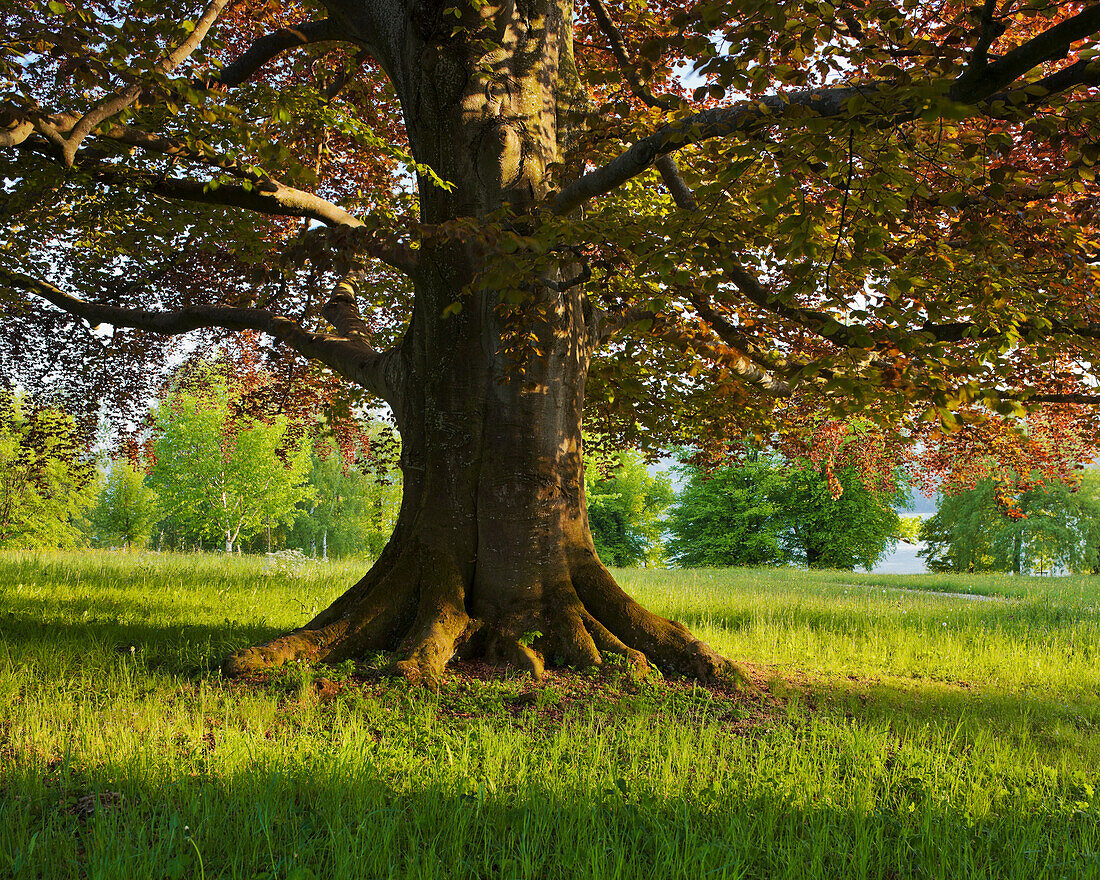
left=1, top=551, right=1098, bottom=879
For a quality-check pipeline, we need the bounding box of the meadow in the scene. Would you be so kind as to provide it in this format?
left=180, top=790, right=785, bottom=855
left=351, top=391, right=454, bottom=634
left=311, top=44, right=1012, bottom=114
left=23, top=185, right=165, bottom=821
left=1, top=551, right=1098, bottom=879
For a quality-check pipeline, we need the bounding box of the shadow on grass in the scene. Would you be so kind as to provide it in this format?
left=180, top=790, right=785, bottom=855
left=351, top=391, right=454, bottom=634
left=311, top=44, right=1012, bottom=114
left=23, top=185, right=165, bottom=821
left=0, top=602, right=282, bottom=677
left=3, top=755, right=1099, bottom=880
left=3, top=585, right=1099, bottom=762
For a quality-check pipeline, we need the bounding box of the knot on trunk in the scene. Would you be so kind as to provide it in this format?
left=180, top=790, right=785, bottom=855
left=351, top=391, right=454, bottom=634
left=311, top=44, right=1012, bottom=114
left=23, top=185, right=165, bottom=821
left=477, top=119, right=529, bottom=201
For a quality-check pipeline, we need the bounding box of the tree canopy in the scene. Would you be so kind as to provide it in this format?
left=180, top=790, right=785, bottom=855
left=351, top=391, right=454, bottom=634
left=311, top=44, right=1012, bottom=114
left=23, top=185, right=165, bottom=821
left=6, top=0, right=1100, bottom=682
left=0, top=391, right=95, bottom=549
left=919, top=470, right=1100, bottom=574
left=584, top=448, right=672, bottom=567
left=666, top=453, right=906, bottom=570
left=5, top=3, right=1100, bottom=457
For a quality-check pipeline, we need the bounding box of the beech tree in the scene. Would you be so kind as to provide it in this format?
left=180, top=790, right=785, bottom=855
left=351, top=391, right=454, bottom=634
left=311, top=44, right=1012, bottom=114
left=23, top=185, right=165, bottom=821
left=5, top=1, right=1100, bottom=683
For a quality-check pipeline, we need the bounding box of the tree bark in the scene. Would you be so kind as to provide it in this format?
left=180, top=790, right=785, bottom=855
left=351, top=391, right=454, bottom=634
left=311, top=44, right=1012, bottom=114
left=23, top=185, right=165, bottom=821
left=223, top=0, right=733, bottom=685
left=224, top=309, right=730, bottom=683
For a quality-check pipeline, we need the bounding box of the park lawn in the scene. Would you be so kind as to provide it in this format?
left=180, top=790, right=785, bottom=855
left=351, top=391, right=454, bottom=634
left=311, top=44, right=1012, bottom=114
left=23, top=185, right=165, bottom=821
left=0, top=552, right=1098, bottom=880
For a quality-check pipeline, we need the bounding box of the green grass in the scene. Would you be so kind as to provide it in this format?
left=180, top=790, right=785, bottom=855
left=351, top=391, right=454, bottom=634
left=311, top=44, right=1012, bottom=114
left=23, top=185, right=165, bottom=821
left=2, top=552, right=1099, bottom=879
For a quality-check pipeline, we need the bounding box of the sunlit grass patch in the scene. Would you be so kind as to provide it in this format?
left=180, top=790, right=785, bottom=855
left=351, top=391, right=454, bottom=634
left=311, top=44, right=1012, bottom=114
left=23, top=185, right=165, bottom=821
left=1, top=552, right=1099, bottom=879
left=617, top=566, right=1100, bottom=696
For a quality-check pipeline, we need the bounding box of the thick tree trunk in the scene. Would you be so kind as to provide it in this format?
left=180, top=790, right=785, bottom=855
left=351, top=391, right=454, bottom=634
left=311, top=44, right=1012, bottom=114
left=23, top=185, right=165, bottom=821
left=225, top=263, right=731, bottom=683
left=222, top=0, right=733, bottom=684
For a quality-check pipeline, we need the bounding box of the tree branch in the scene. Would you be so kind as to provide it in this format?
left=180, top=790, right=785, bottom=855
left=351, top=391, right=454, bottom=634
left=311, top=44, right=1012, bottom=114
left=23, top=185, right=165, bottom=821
left=655, top=154, right=844, bottom=360
left=951, top=3, right=1100, bottom=101
left=653, top=151, right=895, bottom=367
left=653, top=318, right=792, bottom=396
left=148, top=176, right=362, bottom=227
left=654, top=155, right=699, bottom=211
left=654, top=157, right=821, bottom=328
left=0, top=118, right=34, bottom=149
left=16, top=139, right=418, bottom=275
left=686, top=290, right=793, bottom=372
left=322, top=49, right=372, bottom=100
left=1019, top=392, right=1100, bottom=405
left=919, top=317, right=1100, bottom=344
left=555, top=7, right=1100, bottom=215
left=595, top=304, right=655, bottom=342
left=983, top=57, right=1100, bottom=115
left=321, top=273, right=378, bottom=347
left=212, top=19, right=349, bottom=87
left=2, top=16, right=352, bottom=160
left=652, top=147, right=1100, bottom=361
left=97, top=123, right=273, bottom=184
left=969, top=0, right=1006, bottom=72
left=593, top=279, right=792, bottom=394
left=59, top=0, right=234, bottom=166
left=553, top=85, right=867, bottom=214
left=5, top=111, right=275, bottom=185
left=143, top=176, right=417, bottom=274
left=0, top=268, right=397, bottom=403
left=583, top=0, right=677, bottom=111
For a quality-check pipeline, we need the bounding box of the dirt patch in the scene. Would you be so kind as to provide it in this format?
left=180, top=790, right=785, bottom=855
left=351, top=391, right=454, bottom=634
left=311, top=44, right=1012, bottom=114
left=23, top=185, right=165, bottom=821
left=69, top=791, right=124, bottom=821
left=231, top=657, right=791, bottom=734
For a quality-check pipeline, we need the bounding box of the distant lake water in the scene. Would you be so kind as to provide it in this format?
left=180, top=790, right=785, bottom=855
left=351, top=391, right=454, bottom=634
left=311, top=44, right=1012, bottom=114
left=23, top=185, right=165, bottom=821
left=872, top=541, right=929, bottom=575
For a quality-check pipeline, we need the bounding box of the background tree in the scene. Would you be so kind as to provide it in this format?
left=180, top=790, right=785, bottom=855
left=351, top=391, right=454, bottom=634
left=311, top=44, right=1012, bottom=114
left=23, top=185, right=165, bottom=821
left=897, top=516, right=924, bottom=546
left=919, top=482, right=1002, bottom=573
left=919, top=471, right=1100, bottom=574
left=584, top=448, right=672, bottom=567
left=7, top=2, right=1100, bottom=681
left=665, top=454, right=791, bottom=568
left=667, top=453, right=906, bottom=571
left=85, top=458, right=158, bottom=549
left=782, top=466, right=908, bottom=570
left=288, top=431, right=402, bottom=559
left=148, top=368, right=312, bottom=553
left=0, top=391, right=95, bottom=549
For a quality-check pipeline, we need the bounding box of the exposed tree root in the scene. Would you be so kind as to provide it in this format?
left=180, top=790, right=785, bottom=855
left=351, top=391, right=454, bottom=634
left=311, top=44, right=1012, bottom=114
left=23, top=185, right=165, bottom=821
left=494, top=636, right=546, bottom=680
left=224, top=543, right=740, bottom=688
left=222, top=627, right=332, bottom=677
left=391, top=550, right=474, bottom=688
left=570, top=553, right=737, bottom=681
left=542, top=604, right=602, bottom=670
left=579, top=609, right=649, bottom=680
